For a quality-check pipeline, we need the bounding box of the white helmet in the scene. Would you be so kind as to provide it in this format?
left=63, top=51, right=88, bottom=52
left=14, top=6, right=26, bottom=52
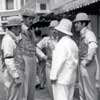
left=55, top=18, right=73, bottom=36
left=74, top=13, right=90, bottom=23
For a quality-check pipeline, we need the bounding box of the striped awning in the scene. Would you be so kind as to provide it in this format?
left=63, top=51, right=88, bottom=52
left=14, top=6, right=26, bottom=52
left=53, top=0, right=100, bottom=14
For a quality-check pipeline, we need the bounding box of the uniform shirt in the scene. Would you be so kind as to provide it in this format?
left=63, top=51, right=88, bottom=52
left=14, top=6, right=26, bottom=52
left=20, top=24, right=36, bottom=57
left=37, top=36, right=57, bottom=64
left=1, top=30, right=21, bottom=79
left=50, top=36, right=79, bottom=85
left=80, top=27, right=97, bottom=66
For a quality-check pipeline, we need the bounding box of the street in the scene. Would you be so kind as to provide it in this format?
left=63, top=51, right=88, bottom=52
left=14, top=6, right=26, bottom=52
left=0, top=71, right=52, bottom=100
left=0, top=71, right=99, bottom=100
left=0, top=71, right=79, bottom=100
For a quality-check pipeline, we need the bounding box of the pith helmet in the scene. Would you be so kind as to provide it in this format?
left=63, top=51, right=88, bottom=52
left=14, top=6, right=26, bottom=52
left=49, top=20, right=59, bottom=28
left=74, top=13, right=90, bottom=23
left=55, top=18, right=73, bottom=36
left=6, top=16, right=22, bottom=27
left=22, top=8, right=36, bottom=17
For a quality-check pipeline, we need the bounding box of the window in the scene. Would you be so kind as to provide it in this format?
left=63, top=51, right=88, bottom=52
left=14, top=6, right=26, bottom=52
left=6, top=0, right=14, bottom=10
left=40, top=3, right=46, bottom=10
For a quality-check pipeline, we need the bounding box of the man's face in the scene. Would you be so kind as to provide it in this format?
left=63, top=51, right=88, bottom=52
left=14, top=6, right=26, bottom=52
left=49, top=27, right=58, bottom=39
left=74, top=21, right=84, bottom=32
left=13, top=26, right=21, bottom=36
left=24, top=16, right=34, bottom=27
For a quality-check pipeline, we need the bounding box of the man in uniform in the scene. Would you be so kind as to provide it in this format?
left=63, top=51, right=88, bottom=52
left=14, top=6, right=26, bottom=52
left=37, top=20, right=59, bottom=99
left=50, top=19, right=79, bottom=100
left=1, top=16, right=23, bottom=100
left=74, top=12, right=99, bottom=100
left=21, top=9, right=37, bottom=100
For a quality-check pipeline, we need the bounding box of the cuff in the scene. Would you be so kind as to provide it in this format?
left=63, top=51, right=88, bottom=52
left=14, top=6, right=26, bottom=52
left=50, top=73, right=57, bottom=80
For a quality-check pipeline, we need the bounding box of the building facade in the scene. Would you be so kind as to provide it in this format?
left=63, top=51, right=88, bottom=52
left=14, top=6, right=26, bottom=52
left=22, top=0, right=50, bottom=14
left=0, top=0, right=26, bottom=23
left=0, top=0, right=50, bottom=24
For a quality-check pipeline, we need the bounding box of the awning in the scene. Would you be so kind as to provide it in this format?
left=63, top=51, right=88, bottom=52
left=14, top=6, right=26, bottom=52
left=53, top=0, right=100, bottom=14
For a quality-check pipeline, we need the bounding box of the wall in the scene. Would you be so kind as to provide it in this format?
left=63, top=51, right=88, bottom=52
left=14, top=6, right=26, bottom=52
left=36, top=0, right=50, bottom=13
left=89, top=15, right=100, bottom=60
left=0, top=0, right=6, bottom=11
left=98, top=14, right=100, bottom=61
left=49, top=0, right=73, bottom=10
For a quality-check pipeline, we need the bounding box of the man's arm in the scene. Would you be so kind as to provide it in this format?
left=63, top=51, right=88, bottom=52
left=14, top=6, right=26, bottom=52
left=36, top=37, right=48, bottom=60
left=1, top=36, right=19, bottom=79
left=80, top=31, right=98, bottom=66
left=50, top=40, right=68, bottom=81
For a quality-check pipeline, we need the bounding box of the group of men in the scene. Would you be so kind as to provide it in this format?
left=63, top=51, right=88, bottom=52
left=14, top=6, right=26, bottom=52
left=37, top=13, right=100, bottom=100
left=0, top=9, right=36, bottom=100
left=0, top=8, right=99, bottom=100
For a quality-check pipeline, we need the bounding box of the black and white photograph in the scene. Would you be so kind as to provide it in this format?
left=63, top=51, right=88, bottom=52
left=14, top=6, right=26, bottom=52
left=0, top=0, right=100, bottom=100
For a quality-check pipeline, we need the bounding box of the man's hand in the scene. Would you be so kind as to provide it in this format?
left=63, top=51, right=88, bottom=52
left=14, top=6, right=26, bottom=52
left=14, top=77, right=22, bottom=87
left=95, top=73, right=100, bottom=88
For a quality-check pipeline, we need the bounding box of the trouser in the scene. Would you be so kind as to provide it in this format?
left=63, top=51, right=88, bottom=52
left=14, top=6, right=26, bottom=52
left=46, top=64, right=53, bottom=100
left=79, top=60, right=98, bottom=100
left=36, top=63, right=41, bottom=85
left=23, top=55, right=36, bottom=100
left=52, top=83, right=75, bottom=100
left=5, top=69, right=25, bottom=100
left=37, top=60, right=46, bottom=87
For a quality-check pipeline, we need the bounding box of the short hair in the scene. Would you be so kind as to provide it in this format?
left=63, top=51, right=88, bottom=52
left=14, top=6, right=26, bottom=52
left=35, top=29, right=41, bottom=37
left=7, top=26, right=12, bottom=30
left=80, top=21, right=89, bottom=26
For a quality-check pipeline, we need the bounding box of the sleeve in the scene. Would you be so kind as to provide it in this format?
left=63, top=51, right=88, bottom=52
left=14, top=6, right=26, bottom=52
left=2, top=37, right=19, bottom=79
left=36, top=37, right=48, bottom=59
left=36, top=47, right=47, bottom=60
left=50, top=40, right=69, bottom=80
left=37, top=37, right=48, bottom=49
left=2, top=38, right=14, bottom=58
left=81, top=31, right=98, bottom=66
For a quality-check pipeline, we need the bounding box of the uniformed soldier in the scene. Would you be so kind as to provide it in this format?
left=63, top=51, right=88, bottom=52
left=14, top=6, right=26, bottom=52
left=50, top=18, right=79, bottom=100
left=21, top=9, right=37, bottom=100
left=37, top=20, right=59, bottom=100
left=74, top=12, right=99, bottom=100
left=1, top=16, right=23, bottom=100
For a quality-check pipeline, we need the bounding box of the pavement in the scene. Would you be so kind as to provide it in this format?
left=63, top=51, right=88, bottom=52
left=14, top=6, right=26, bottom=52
left=35, top=88, right=51, bottom=100
left=0, top=71, right=7, bottom=100
left=0, top=71, right=99, bottom=100
left=0, top=71, right=52, bottom=100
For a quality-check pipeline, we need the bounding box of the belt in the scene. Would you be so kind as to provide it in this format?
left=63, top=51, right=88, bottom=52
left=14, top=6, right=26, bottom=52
left=4, top=56, right=14, bottom=59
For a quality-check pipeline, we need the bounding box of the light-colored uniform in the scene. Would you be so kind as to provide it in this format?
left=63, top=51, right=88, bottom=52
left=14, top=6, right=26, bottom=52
left=79, top=27, right=99, bottom=100
left=50, top=36, right=79, bottom=100
left=1, top=30, right=24, bottom=100
left=37, top=36, right=57, bottom=99
left=20, top=24, right=36, bottom=100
